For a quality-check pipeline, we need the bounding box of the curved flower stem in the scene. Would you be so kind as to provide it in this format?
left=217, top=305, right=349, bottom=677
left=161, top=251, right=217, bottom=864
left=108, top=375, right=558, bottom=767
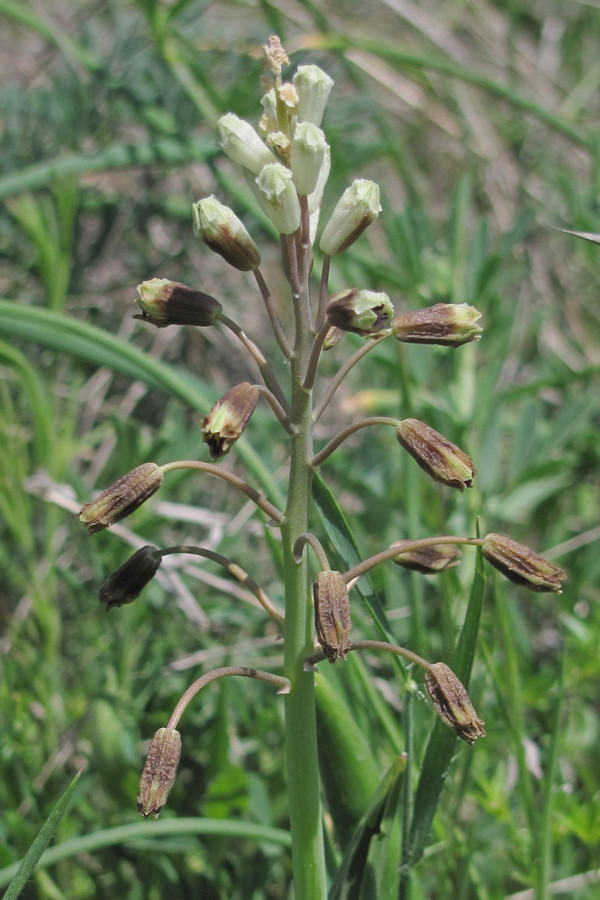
left=315, top=254, right=331, bottom=332
left=253, top=267, right=293, bottom=360
left=312, top=336, right=388, bottom=423
left=343, top=536, right=483, bottom=584
left=304, top=639, right=431, bottom=671
left=159, top=545, right=285, bottom=626
left=256, top=385, right=296, bottom=435
left=159, top=460, right=286, bottom=525
left=293, top=532, right=331, bottom=571
left=311, top=416, right=400, bottom=468
left=220, top=313, right=289, bottom=411
left=167, top=666, right=290, bottom=730
left=303, top=320, right=330, bottom=391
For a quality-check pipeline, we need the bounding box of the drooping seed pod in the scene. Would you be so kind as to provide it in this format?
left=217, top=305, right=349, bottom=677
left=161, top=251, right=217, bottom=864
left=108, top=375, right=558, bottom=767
left=78, top=463, right=163, bottom=534
left=137, top=727, right=182, bottom=818
left=201, top=383, right=260, bottom=460
left=390, top=541, right=461, bottom=573
left=481, top=533, right=566, bottom=593
left=135, top=279, right=222, bottom=328
left=396, top=419, right=476, bottom=491
left=314, top=570, right=352, bottom=663
left=391, top=303, right=483, bottom=348
left=98, top=546, right=163, bottom=610
left=425, top=662, right=486, bottom=745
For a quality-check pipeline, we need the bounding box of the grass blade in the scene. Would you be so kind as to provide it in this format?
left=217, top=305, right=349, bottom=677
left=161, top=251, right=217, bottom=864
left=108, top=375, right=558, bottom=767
left=3, top=770, right=82, bottom=899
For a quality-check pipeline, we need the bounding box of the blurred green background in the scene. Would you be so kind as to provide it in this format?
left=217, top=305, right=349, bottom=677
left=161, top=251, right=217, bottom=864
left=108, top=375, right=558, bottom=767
left=1, top=0, right=599, bottom=897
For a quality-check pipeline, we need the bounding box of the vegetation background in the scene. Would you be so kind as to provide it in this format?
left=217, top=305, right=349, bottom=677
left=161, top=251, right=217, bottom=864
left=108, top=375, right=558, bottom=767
left=1, top=0, right=599, bottom=897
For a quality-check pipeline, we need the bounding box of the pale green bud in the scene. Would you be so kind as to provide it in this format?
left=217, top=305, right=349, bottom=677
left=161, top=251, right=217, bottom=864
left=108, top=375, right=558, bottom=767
left=319, top=179, right=381, bottom=256
left=217, top=113, right=277, bottom=175
left=293, top=65, right=334, bottom=126
left=290, top=122, right=329, bottom=196
left=255, top=163, right=301, bottom=235
left=258, top=89, right=278, bottom=137
left=307, top=145, right=331, bottom=215
left=192, top=196, right=261, bottom=271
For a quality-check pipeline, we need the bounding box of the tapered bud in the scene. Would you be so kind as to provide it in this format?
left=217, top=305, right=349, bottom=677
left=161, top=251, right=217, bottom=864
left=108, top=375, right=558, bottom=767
left=314, top=570, right=352, bottom=663
left=319, top=179, right=381, bottom=256
left=255, top=163, right=301, bottom=234
left=201, top=382, right=260, bottom=460
left=137, top=727, right=182, bottom=818
left=481, top=533, right=567, bottom=593
left=290, top=122, right=329, bottom=196
left=396, top=419, right=476, bottom=491
left=327, top=289, right=393, bottom=337
left=192, top=196, right=261, bottom=271
left=425, top=663, right=486, bottom=745
left=135, top=279, right=222, bottom=328
left=99, top=546, right=163, bottom=610
left=392, top=303, right=483, bottom=347
left=390, top=541, right=461, bottom=573
left=293, top=65, right=334, bottom=126
left=217, top=113, right=277, bottom=175
left=78, top=463, right=163, bottom=534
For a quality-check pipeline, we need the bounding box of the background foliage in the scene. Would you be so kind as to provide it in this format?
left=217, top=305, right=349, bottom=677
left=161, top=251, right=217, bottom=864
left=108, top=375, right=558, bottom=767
left=1, top=0, right=599, bottom=897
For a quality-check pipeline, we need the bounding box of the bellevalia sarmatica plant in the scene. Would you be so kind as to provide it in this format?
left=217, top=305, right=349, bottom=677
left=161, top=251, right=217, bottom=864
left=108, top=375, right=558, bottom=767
left=78, top=36, right=567, bottom=899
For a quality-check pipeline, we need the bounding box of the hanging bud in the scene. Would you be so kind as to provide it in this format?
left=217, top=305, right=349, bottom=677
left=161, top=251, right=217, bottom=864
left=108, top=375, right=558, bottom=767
left=290, top=122, right=329, bottom=196
left=135, top=278, right=222, bottom=328
left=327, top=289, right=393, bottom=337
left=390, top=541, right=461, bottom=573
left=314, top=570, right=352, bottom=663
left=425, top=662, right=486, bottom=745
left=319, top=179, right=381, bottom=256
left=481, top=533, right=567, bottom=593
left=192, top=196, right=261, bottom=271
left=137, top=727, right=182, bottom=818
left=396, top=419, right=476, bottom=491
left=293, top=65, right=334, bottom=127
left=78, top=463, right=163, bottom=534
left=391, top=303, right=483, bottom=348
left=217, top=113, right=277, bottom=175
left=98, top=546, right=163, bottom=611
left=255, top=163, right=301, bottom=235
left=201, top=382, right=260, bottom=460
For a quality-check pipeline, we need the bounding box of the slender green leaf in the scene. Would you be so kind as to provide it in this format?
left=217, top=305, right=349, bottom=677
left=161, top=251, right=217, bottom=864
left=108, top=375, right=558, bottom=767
left=408, top=546, right=486, bottom=863
left=3, top=769, right=82, bottom=899
left=0, top=816, right=291, bottom=889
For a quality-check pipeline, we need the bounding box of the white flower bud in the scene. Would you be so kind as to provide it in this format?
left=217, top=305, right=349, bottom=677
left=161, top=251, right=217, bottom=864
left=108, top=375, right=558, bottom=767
left=319, top=179, right=381, bottom=256
left=290, top=122, right=329, bottom=196
left=217, top=113, right=277, bottom=175
left=192, top=196, right=261, bottom=271
left=293, top=65, right=334, bottom=126
left=255, top=163, right=301, bottom=234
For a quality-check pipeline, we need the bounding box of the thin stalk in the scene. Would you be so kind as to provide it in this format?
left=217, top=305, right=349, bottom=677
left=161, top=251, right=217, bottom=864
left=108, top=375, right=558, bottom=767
left=305, top=639, right=430, bottom=671
left=343, top=536, right=481, bottom=584
left=167, top=666, right=289, bottom=730
left=303, top=320, right=331, bottom=391
left=255, top=385, right=296, bottom=434
left=220, top=313, right=289, bottom=411
left=159, top=545, right=284, bottom=626
left=399, top=685, right=415, bottom=900
left=293, top=532, right=331, bottom=570
left=315, top=254, right=331, bottom=332
left=311, top=416, right=400, bottom=467
left=281, top=224, right=327, bottom=898
left=313, top=336, right=387, bottom=423
left=253, top=267, right=293, bottom=360
left=159, top=460, right=285, bottom=524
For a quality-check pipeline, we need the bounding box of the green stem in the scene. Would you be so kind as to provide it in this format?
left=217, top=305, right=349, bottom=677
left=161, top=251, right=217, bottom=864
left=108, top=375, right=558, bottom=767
left=281, top=226, right=327, bottom=899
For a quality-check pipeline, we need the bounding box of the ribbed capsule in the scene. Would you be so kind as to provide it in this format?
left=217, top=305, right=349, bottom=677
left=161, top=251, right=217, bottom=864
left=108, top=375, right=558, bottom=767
left=425, top=663, right=486, bottom=745
left=314, top=570, right=352, bottom=663
left=391, top=303, right=483, bottom=348
left=396, top=419, right=476, bottom=491
left=78, top=463, right=163, bottom=534
left=390, top=541, right=461, bottom=573
left=201, top=383, right=260, bottom=460
left=137, top=727, right=182, bottom=818
left=481, top=533, right=566, bottom=593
